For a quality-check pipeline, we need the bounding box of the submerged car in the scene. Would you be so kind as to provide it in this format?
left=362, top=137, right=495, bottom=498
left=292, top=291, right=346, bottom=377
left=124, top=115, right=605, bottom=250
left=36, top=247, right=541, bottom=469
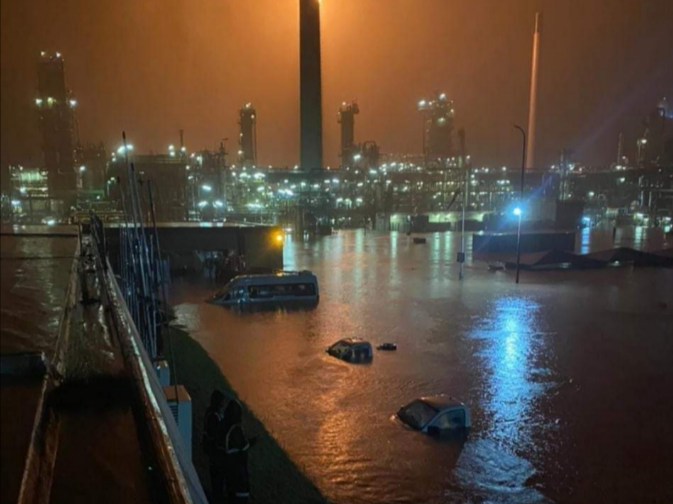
left=209, top=270, right=319, bottom=306
left=396, top=395, right=470, bottom=435
left=327, top=338, right=373, bottom=363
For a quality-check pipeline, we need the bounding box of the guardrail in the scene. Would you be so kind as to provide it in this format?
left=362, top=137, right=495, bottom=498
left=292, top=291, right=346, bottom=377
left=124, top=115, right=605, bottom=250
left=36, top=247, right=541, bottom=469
left=88, top=214, right=207, bottom=504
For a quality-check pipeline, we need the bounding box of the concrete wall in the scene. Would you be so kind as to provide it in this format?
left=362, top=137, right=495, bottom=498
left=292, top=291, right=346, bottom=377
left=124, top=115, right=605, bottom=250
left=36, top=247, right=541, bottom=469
left=105, top=224, right=284, bottom=272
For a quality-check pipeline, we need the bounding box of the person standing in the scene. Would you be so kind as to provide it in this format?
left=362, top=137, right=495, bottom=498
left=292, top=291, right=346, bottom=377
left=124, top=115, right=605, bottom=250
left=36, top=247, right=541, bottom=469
left=223, top=399, right=257, bottom=503
left=203, top=390, right=227, bottom=503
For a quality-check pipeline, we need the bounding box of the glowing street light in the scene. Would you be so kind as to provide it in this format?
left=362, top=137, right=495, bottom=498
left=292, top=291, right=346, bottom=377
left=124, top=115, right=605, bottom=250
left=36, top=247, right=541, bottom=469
left=116, top=144, right=134, bottom=155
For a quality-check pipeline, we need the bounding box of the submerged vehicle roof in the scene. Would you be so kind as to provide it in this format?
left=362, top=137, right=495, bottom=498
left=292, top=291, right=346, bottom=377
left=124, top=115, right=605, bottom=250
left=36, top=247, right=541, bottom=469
left=332, top=338, right=371, bottom=346
left=230, top=270, right=316, bottom=281
left=420, top=395, right=465, bottom=411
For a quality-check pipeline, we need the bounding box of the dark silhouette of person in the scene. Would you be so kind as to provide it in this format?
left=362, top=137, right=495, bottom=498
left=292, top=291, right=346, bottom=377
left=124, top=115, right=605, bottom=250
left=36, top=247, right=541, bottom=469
left=223, top=399, right=257, bottom=503
left=203, top=390, right=227, bottom=503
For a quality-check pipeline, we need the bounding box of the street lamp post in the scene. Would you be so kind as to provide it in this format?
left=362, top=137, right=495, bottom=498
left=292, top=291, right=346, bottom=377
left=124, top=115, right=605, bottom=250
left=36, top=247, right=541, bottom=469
left=513, top=125, right=527, bottom=284
left=514, top=207, right=523, bottom=283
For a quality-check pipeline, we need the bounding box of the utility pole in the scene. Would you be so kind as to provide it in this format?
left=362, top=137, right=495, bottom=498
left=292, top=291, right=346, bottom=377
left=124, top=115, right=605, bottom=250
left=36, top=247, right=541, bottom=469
left=458, top=128, right=468, bottom=281
left=513, top=125, right=527, bottom=284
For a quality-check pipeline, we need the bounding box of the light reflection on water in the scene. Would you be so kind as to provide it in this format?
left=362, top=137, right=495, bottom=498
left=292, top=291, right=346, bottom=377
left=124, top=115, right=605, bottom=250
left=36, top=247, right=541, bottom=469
left=471, top=296, right=550, bottom=447
left=0, top=236, right=77, bottom=360
left=170, top=229, right=672, bottom=504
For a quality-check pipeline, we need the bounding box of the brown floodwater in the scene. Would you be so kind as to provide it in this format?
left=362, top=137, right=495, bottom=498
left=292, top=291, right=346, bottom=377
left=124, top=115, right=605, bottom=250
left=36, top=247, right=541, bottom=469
left=169, top=228, right=673, bottom=504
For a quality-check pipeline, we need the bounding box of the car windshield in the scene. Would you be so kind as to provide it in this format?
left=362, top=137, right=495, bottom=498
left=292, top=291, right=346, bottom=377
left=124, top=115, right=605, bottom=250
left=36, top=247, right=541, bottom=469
left=398, top=400, right=438, bottom=430
left=329, top=341, right=351, bottom=357
left=214, top=281, right=236, bottom=298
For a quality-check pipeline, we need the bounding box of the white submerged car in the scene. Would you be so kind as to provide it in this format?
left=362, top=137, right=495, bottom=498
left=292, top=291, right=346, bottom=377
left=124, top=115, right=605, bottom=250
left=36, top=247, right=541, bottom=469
left=209, top=270, right=319, bottom=306
left=396, top=395, right=471, bottom=435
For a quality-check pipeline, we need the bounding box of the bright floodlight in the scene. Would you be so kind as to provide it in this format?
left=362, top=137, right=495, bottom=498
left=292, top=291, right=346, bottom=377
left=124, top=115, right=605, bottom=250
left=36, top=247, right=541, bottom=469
left=116, top=144, right=134, bottom=154
left=514, top=207, right=522, bottom=216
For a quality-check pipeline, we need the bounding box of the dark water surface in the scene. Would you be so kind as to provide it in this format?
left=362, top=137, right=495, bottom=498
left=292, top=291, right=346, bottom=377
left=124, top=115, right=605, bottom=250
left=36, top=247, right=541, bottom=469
left=0, top=235, right=77, bottom=359
left=170, top=230, right=673, bottom=504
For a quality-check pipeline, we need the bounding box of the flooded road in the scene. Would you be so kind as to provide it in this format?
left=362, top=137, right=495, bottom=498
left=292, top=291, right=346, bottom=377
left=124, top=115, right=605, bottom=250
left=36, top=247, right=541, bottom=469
left=169, top=229, right=673, bottom=504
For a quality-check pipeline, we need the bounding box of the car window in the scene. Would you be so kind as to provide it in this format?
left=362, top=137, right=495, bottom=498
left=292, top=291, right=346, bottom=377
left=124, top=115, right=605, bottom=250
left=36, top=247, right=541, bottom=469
left=330, top=342, right=348, bottom=356
left=400, top=401, right=437, bottom=430
left=431, top=409, right=465, bottom=430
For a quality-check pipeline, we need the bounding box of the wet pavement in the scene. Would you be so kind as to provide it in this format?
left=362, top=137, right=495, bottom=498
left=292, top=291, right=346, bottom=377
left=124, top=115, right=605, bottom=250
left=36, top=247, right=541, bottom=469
left=169, top=228, right=673, bottom=504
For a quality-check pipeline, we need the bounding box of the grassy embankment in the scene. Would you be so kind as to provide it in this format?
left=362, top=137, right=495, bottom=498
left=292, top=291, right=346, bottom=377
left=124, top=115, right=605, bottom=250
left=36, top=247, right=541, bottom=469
left=168, top=326, right=328, bottom=504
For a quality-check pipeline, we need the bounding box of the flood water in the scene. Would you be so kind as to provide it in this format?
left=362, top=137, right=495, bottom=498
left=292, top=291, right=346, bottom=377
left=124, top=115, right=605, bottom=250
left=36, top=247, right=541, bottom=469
left=169, top=229, right=673, bottom=504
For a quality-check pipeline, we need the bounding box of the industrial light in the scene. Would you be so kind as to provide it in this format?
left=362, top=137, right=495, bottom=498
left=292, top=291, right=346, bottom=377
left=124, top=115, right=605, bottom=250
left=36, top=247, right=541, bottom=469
left=201, top=184, right=212, bottom=192
left=275, top=234, right=284, bottom=243
left=214, top=200, right=224, bottom=208
left=69, top=99, right=77, bottom=107
left=79, top=165, right=86, bottom=172
left=35, top=98, right=43, bottom=106
left=117, top=144, right=133, bottom=154
left=197, top=201, right=208, bottom=208
left=116, top=144, right=134, bottom=154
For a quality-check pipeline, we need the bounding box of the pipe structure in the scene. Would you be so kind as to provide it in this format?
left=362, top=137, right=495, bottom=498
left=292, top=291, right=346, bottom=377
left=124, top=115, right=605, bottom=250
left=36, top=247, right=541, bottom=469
left=526, top=13, right=541, bottom=170
left=300, top=0, right=323, bottom=170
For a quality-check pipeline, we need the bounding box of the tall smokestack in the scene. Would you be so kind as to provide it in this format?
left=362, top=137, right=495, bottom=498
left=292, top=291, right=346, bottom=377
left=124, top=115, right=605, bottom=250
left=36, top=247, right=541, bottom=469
left=300, top=0, right=323, bottom=170
left=526, top=12, right=542, bottom=170
left=617, top=132, right=624, bottom=164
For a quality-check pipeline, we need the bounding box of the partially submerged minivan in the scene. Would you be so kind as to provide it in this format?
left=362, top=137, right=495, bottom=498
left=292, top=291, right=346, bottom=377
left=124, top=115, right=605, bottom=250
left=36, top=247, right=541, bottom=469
left=210, top=270, right=319, bottom=306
